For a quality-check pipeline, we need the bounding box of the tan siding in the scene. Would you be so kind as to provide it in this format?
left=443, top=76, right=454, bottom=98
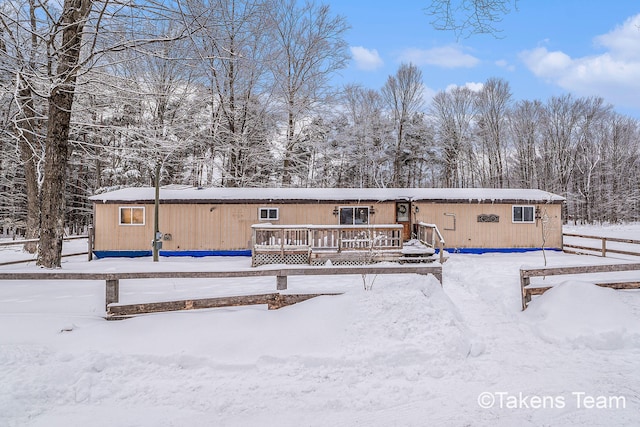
left=415, top=202, right=563, bottom=249
left=94, top=200, right=563, bottom=251
left=94, top=204, right=154, bottom=251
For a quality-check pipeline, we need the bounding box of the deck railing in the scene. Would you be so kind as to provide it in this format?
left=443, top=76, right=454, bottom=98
left=252, top=224, right=404, bottom=253
left=416, top=222, right=446, bottom=263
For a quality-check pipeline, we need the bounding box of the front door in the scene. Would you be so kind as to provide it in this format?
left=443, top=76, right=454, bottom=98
left=396, top=202, right=411, bottom=241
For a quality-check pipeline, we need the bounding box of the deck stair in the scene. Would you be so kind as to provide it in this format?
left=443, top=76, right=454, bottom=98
left=399, top=239, right=437, bottom=263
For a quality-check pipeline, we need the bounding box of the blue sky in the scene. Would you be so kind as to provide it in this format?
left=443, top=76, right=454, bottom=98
left=327, top=1, right=640, bottom=118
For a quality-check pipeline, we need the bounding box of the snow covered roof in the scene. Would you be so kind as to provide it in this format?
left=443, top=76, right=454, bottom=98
left=89, top=187, right=565, bottom=204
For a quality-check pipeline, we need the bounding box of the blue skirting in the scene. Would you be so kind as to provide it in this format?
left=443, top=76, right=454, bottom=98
left=160, top=250, right=252, bottom=257
left=93, top=250, right=252, bottom=259
left=440, top=247, right=562, bottom=255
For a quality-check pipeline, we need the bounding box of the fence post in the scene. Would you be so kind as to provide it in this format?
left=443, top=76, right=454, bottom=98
left=105, top=278, right=120, bottom=309
left=276, top=274, right=288, bottom=290
left=520, top=270, right=530, bottom=311
left=87, top=226, right=94, bottom=261
left=601, top=238, right=606, bottom=257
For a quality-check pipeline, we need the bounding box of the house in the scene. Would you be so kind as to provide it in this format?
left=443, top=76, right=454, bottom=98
left=88, top=186, right=565, bottom=260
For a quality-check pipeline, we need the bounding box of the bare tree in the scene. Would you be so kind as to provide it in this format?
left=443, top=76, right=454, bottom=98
left=430, top=86, right=477, bottom=187
left=508, top=99, right=542, bottom=189
left=182, top=0, right=277, bottom=187
left=266, top=0, right=349, bottom=186
left=37, top=0, right=93, bottom=267
left=475, top=77, right=511, bottom=188
left=538, top=94, right=584, bottom=220
left=426, top=0, right=517, bottom=38
left=337, top=84, right=393, bottom=188
left=595, top=113, right=640, bottom=223
left=572, top=97, right=610, bottom=223
left=381, top=63, right=426, bottom=187
left=1, top=0, right=46, bottom=252
left=1, top=0, right=196, bottom=266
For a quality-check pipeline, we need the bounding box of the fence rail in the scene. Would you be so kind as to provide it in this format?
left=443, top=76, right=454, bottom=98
left=0, top=264, right=443, bottom=318
left=0, top=235, right=90, bottom=267
left=520, top=262, right=640, bottom=310
left=0, top=235, right=87, bottom=248
left=563, top=232, right=640, bottom=258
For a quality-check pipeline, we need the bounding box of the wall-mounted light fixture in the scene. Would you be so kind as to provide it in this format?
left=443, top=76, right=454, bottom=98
left=370, top=206, right=375, bottom=215
left=333, top=206, right=339, bottom=215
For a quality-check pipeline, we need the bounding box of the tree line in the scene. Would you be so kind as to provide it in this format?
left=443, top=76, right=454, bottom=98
left=1, top=0, right=639, bottom=266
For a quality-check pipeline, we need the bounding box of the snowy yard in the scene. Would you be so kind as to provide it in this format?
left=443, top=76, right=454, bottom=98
left=1, top=225, right=640, bottom=426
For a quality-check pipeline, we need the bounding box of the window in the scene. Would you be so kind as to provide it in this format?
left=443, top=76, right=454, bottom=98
left=119, top=207, right=145, bottom=225
left=513, top=205, right=535, bottom=223
left=339, top=206, right=369, bottom=225
left=259, top=207, right=279, bottom=221
left=396, top=203, right=410, bottom=222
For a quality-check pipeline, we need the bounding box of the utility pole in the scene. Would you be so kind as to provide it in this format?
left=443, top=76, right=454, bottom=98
left=153, top=162, right=161, bottom=262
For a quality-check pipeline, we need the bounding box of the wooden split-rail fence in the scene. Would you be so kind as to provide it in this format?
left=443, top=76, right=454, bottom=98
left=0, top=264, right=443, bottom=319
left=563, top=232, right=640, bottom=258
left=520, top=262, right=640, bottom=310
left=0, top=234, right=91, bottom=267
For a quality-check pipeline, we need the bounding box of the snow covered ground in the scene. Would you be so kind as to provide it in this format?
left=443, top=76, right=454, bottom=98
left=1, top=225, right=640, bottom=426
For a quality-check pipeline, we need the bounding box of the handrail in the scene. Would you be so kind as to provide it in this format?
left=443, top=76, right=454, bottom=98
left=416, top=222, right=446, bottom=263
left=417, top=222, right=445, bottom=244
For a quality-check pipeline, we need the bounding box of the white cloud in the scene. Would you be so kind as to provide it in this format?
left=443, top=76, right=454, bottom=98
left=398, top=45, right=480, bottom=68
left=495, top=59, right=515, bottom=72
left=594, top=14, right=640, bottom=59
left=350, top=46, right=384, bottom=71
left=445, top=82, right=484, bottom=92
left=519, top=14, right=640, bottom=110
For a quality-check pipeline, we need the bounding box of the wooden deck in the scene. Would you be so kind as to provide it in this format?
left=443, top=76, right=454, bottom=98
left=251, top=223, right=445, bottom=266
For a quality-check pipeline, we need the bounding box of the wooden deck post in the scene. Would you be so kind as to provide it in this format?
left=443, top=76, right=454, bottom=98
left=106, top=278, right=120, bottom=308
left=276, top=274, right=287, bottom=290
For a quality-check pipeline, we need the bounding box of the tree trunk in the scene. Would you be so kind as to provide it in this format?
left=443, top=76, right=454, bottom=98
left=37, top=0, right=91, bottom=268
left=16, top=77, right=40, bottom=253
left=281, top=106, right=295, bottom=186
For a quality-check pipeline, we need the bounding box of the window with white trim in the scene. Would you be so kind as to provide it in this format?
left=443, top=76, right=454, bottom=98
left=259, top=207, right=279, bottom=221
left=119, top=207, right=145, bottom=225
left=339, top=206, right=369, bottom=225
left=512, top=205, right=535, bottom=223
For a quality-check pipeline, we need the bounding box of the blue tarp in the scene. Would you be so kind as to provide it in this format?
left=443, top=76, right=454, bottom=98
left=93, top=250, right=252, bottom=259
left=440, top=247, right=562, bottom=254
